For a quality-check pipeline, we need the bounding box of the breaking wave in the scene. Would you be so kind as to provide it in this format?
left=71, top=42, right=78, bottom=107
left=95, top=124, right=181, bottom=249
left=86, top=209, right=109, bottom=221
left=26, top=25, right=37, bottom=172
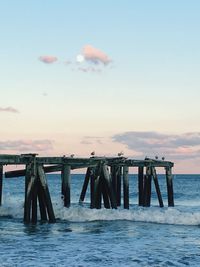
left=1, top=193, right=200, bottom=226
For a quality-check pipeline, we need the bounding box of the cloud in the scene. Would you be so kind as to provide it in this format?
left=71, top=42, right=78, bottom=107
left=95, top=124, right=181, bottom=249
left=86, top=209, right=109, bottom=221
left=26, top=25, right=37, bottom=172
left=112, top=131, right=200, bottom=160
left=39, top=55, right=58, bottom=64
left=0, top=107, right=19, bottom=113
left=81, top=136, right=104, bottom=145
left=0, top=140, right=53, bottom=152
left=82, top=45, right=111, bottom=65
left=78, top=67, right=101, bottom=73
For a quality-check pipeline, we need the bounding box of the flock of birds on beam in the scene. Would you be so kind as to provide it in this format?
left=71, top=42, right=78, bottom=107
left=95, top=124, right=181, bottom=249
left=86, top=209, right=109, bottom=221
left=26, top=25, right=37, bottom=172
left=63, top=152, right=165, bottom=161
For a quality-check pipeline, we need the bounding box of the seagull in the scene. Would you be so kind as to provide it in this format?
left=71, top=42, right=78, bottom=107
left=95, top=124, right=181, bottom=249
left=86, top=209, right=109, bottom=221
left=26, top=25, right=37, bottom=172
left=91, top=151, right=95, bottom=156
left=155, top=155, right=158, bottom=160
left=118, top=151, right=124, bottom=157
left=70, top=154, right=75, bottom=158
left=162, top=156, right=165, bottom=161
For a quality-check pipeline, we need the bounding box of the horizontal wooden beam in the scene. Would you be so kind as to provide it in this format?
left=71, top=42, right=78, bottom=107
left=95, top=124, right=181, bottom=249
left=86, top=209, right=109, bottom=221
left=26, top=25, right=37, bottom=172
left=5, top=165, right=62, bottom=178
left=5, top=163, right=98, bottom=178
left=125, top=159, right=174, bottom=168
left=0, top=154, right=174, bottom=169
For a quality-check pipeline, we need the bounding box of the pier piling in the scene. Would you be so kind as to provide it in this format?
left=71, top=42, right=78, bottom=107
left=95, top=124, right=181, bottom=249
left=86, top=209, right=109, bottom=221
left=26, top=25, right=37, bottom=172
left=166, top=167, right=174, bottom=207
left=123, top=166, right=129, bottom=209
left=138, top=166, right=144, bottom=206
left=0, top=165, right=3, bottom=206
left=152, top=167, right=164, bottom=207
left=143, top=167, right=152, bottom=207
left=61, top=165, right=71, bottom=208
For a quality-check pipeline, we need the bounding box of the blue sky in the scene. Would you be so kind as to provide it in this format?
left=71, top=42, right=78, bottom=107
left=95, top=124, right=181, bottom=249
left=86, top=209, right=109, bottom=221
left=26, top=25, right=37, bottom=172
left=0, top=1, right=200, bottom=172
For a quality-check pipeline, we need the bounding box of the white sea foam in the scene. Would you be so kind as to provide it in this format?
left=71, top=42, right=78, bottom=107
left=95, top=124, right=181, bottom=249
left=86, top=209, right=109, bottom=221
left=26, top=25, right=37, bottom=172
left=56, top=205, right=200, bottom=226
left=1, top=194, right=200, bottom=226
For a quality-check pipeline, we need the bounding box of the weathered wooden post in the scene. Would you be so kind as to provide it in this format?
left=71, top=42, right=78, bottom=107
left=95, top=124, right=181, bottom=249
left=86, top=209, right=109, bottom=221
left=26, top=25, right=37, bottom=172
left=0, top=165, right=3, bottom=206
left=116, top=166, right=122, bottom=207
left=123, top=165, right=129, bottom=209
left=110, top=165, right=117, bottom=195
left=102, top=164, right=117, bottom=209
left=90, top=168, right=95, bottom=209
left=37, top=177, right=47, bottom=221
left=138, top=166, right=144, bottom=206
left=111, top=165, right=121, bottom=206
left=101, top=176, right=111, bottom=209
left=166, top=166, right=174, bottom=207
left=143, top=166, right=152, bottom=207
left=151, top=167, right=164, bottom=207
left=61, top=165, right=71, bottom=207
left=24, top=160, right=36, bottom=224
left=94, top=173, right=102, bottom=209
left=79, top=167, right=92, bottom=204
left=111, top=165, right=117, bottom=197
left=38, top=164, right=56, bottom=223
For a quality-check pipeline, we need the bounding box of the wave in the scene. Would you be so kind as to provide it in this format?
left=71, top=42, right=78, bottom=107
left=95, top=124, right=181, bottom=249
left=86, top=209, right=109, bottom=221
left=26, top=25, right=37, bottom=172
left=58, top=206, right=200, bottom=226
left=0, top=194, right=200, bottom=226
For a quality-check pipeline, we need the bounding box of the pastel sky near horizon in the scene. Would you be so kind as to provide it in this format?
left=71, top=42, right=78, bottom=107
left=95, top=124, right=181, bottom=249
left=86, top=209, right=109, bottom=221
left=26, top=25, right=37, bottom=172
left=1, top=1, right=200, bottom=173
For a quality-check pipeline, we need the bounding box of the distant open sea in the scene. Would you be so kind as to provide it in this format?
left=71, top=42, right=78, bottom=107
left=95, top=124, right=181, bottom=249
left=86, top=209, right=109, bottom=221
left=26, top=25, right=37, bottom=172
left=0, top=174, right=200, bottom=266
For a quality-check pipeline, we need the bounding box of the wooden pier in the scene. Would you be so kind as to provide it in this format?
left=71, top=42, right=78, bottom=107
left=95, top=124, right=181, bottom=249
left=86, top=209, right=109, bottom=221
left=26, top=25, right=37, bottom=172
left=0, top=154, right=174, bottom=223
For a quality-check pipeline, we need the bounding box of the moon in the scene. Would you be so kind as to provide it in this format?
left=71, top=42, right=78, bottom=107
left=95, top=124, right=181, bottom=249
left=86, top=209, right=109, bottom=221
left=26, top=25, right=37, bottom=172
left=76, top=54, right=85, bottom=63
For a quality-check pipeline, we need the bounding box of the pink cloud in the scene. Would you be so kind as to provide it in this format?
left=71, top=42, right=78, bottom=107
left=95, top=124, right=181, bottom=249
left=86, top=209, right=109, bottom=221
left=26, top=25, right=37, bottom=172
left=83, top=45, right=111, bottom=65
left=113, top=131, right=200, bottom=160
left=0, top=107, right=19, bottom=113
left=0, top=139, right=53, bottom=152
left=39, top=55, right=58, bottom=64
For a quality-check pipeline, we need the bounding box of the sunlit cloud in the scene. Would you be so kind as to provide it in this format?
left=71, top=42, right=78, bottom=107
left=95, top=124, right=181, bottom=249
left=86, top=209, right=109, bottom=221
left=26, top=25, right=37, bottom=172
left=0, top=107, right=19, bottom=113
left=112, top=131, right=200, bottom=160
left=39, top=55, right=58, bottom=64
left=0, top=140, right=53, bottom=152
left=82, top=45, right=111, bottom=65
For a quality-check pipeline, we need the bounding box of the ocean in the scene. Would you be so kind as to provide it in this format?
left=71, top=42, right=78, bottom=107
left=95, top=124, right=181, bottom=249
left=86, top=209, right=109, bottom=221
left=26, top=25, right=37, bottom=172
left=0, top=174, right=200, bottom=266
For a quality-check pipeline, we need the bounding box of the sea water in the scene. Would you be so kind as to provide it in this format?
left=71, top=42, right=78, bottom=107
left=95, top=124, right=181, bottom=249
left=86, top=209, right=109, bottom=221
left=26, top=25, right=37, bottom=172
left=0, top=174, right=200, bottom=266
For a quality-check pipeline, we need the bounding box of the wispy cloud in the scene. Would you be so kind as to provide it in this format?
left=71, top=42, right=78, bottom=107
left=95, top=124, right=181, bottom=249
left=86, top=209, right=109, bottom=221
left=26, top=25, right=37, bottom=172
left=0, top=140, right=53, bottom=152
left=82, top=45, right=111, bottom=65
left=39, top=55, right=58, bottom=64
left=0, top=107, right=19, bottom=113
left=78, top=66, right=101, bottom=73
left=112, top=131, right=200, bottom=160
left=81, top=136, right=104, bottom=145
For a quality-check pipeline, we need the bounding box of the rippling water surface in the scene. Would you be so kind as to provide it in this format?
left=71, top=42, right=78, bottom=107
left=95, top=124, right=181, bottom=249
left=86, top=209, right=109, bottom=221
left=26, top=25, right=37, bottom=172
left=0, top=174, right=200, bottom=266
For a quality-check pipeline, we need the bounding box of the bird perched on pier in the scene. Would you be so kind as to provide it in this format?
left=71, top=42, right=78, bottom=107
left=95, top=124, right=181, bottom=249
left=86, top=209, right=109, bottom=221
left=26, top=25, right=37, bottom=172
left=162, top=157, right=165, bottom=161
left=70, top=154, right=74, bottom=158
left=155, top=155, right=158, bottom=160
left=118, top=151, right=124, bottom=157
left=91, top=151, right=95, bottom=156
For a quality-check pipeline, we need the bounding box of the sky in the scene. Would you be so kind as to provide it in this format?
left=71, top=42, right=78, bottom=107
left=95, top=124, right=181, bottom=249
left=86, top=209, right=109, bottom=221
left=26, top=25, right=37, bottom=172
left=1, top=0, right=200, bottom=173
